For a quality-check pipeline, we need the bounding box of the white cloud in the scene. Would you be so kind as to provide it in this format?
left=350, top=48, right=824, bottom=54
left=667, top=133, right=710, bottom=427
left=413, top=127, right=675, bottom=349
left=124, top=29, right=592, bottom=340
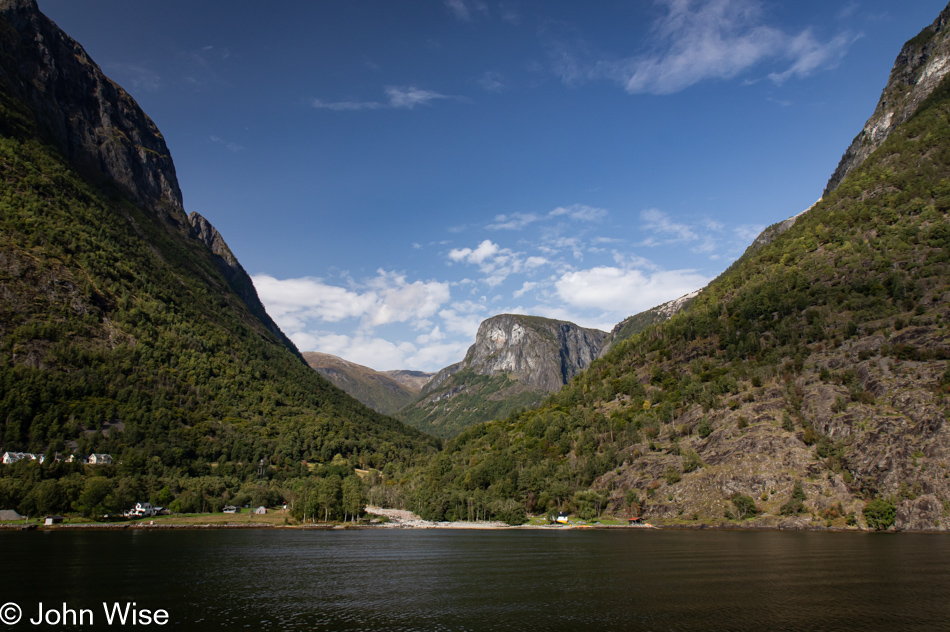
left=640, top=208, right=698, bottom=243
left=209, top=135, right=244, bottom=153
left=734, top=224, right=766, bottom=242
left=253, top=275, right=376, bottom=330
left=554, top=0, right=857, bottom=95
left=311, top=98, right=384, bottom=111
left=486, top=213, right=541, bottom=230
left=555, top=266, right=709, bottom=314
left=486, top=204, right=607, bottom=231
left=252, top=270, right=450, bottom=334
left=364, top=270, right=452, bottom=326
left=295, top=332, right=418, bottom=371
left=385, top=86, right=450, bottom=109
left=478, top=71, right=505, bottom=92
left=549, top=204, right=608, bottom=222
left=514, top=281, right=538, bottom=298
left=104, top=62, right=162, bottom=93
left=447, top=240, right=526, bottom=286
left=313, top=86, right=453, bottom=111
left=439, top=300, right=488, bottom=337
left=407, top=341, right=471, bottom=370
left=445, top=0, right=488, bottom=21
left=767, top=30, right=858, bottom=85
left=416, top=326, right=446, bottom=345
left=449, top=239, right=501, bottom=264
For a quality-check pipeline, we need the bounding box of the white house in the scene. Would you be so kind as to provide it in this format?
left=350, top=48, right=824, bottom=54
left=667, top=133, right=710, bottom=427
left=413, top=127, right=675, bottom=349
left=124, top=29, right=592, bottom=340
left=2, top=452, right=36, bottom=464
left=87, top=454, right=113, bottom=465
left=126, top=502, right=154, bottom=518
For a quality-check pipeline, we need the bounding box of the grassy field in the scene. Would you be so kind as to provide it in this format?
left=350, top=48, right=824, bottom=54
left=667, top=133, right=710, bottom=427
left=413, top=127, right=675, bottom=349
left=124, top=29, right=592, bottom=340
left=0, top=510, right=312, bottom=527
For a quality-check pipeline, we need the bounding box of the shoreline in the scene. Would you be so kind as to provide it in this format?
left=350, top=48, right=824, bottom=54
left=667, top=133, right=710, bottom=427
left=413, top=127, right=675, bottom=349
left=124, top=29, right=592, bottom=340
left=0, top=520, right=927, bottom=533
left=0, top=506, right=936, bottom=533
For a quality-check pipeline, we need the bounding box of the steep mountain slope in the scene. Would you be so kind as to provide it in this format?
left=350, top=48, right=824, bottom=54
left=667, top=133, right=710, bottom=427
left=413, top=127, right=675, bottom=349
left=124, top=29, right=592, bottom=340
left=598, top=291, right=699, bottom=356
left=824, top=3, right=950, bottom=196
left=190, top=211, right=301, bottom=359
left=0, top=0, right=437, bottom=487
left=400, top=314, right=606, bottom=438
left=303, top=352, right=422, bottom=416
left=408, top=7, right=950, bottom=530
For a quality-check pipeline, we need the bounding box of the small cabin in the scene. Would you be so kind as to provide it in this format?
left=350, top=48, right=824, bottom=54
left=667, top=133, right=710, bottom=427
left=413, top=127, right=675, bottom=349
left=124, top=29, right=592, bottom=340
left=87, top=453, right=113, bottom=465
left=44, top=516, right=64, bottom=525
left=627, top=516, right=643, bottom=525
left=223, top=505, right=240, bottom=514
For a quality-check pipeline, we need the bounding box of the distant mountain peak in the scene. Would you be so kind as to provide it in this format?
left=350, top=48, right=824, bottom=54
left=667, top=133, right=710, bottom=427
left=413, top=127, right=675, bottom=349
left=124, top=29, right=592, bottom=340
left=402, top=314, right=607, bottom=438
left=302, top=352, right=426, bottom=416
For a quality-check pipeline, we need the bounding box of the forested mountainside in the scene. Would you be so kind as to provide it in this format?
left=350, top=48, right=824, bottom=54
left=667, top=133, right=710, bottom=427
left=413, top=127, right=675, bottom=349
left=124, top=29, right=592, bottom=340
left=406, top=12, right=950, bottom=530
left=0, top=0, right=436, bottom=517
left=303, top=352, right=423, bottom=417
left=398, top=314, right=606, bottom=439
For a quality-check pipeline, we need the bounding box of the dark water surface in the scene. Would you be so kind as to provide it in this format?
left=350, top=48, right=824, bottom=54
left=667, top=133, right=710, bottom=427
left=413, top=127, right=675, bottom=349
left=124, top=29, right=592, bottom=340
left=1, top=529, right=948, bottom=631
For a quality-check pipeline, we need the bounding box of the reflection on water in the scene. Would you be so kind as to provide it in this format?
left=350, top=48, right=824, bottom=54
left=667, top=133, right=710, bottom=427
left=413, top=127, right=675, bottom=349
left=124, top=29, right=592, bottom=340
left=2, top=529, right=949, bottom=631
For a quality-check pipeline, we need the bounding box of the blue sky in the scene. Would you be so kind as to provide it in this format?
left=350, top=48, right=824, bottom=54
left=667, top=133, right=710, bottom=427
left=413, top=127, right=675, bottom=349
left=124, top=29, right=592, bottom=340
left=40, top=0, right=949, bottom=371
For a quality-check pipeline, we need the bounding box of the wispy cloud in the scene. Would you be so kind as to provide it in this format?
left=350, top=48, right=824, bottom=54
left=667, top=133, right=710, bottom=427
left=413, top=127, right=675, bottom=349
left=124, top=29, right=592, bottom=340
left=385, top=86, right=451, bottom=108
left=487, top=204, right=607, bottom=231
left=549, top=204, right=608, bottom=222
left=313, top=86, right=454, bottom=111
left=486, top=213, right=541, bottom=230
left=767, top=30, right=859, bottom=85
left=550, top=0, right=858, bottom=95
left=478, top=71, right=506, bottom=92
left=445, top=0, right=488, bottom=21
left=105, top=63, right=162, bottom=93
left=640, top=208, right=698, bottom=243
left=209, top=135, right=244, bottom=153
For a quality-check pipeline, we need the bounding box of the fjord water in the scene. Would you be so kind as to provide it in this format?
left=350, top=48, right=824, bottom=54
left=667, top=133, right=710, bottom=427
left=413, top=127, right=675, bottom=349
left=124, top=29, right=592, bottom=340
left=2, top=530, right=949, bottom=631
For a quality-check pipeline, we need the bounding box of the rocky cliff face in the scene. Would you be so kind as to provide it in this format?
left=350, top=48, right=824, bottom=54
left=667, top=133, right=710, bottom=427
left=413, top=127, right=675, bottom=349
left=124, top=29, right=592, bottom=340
left=464, top=315, right=607, bottom=392
left=401, top=315, right=606, bottom=438
left=824, top=2, right=950, bottom=196
left=0, top=0, right=184, bottom=221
